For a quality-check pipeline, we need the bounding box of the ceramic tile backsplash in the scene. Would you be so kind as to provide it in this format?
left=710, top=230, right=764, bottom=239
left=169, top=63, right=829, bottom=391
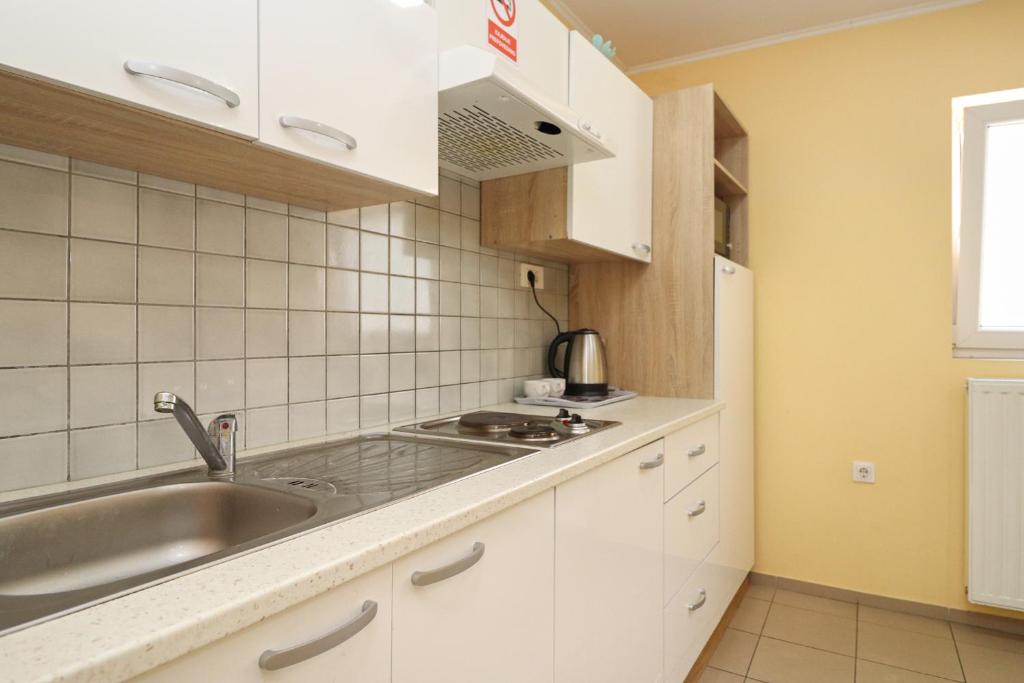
left=0, top=146, right=569, bottom=493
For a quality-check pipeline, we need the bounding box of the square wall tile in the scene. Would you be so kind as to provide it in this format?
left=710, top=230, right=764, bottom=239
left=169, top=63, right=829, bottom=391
left=360, top=204, right=388, bottom=234
left=416, top=352, right=439, bottom=388
left=327, top=313, right=359, bottom=355
left=0, top=160, right=68, bottom=236
left=196, top=360, right=244, bottom=414
left=138, top=418, right=195, bottom=468
left=415, top=205, right=439, bottom=243
left=327, top=226, right=359, bottom=270
left=246, top=259, right=288, bottom=309
left=461, top=251, right=480, bottom=284
left=246, top=309, right=288, bottom=357
left=140, top=174, right=194, bottom=196
left=246, top=209, right=288, bottom=260
left=326, top=207, right=359, bottom=228
left=139, top=188, right=194, bottom=249
left=196, top=254, right=244, bottom=307
left=415, top=316, right=439, bottom=351
left=289, top=205, right=325, bottom=221
left=440, top=281, right=461, bottom=315
left=439, top=211, right=460, bottom=248
left=70, top=423, right=136, bottom=480
left=0, top=367, right=67, bottom=436
left=0, top=432, right=67, bottom=492
left=439, top=246, right=460, bottom=282
left=246, top=358, right=288, bottom=408
left=390, top=238, right=416, bottom=276
left=289, top=401, right=325, bottom=440
left=361, top=314, right=389, bottom=354
left=461, top=382, right=480, bottom=410
left=461, top=185, right=480, bottom=220
left=138, top=362, right=194, bottom=421
left=416, top=242, right=439, bottom=280
left=461, top=350, right=480, bottom=382
left=415, top=387, right=439, bottom=417
left=416, top=279, right=439, bottom=315
left=360, top=394, right=389, bottom=428
left=0, top=144, right=67, bottom=170
left=439, top=384, right=460, bottom=412
left=390, top=201, right=415, bottom=238
left=0, top=301, right=66, bottom=367
left=439, top=175, right=460, bottom=214
left=197, top=186, right=244, bottom=205
left=286, top=356, right=326, bottom=408
left=390, top=353, right=415, bottom=391
left=289, top=217, right=325, bottom=266
left=360, top=272, right=388, bottom=313
left=138, top=247, right=193, bottom=305
left=138, top=305, right=194, bottom=362
left=389, top=391, right=415, bottom=423
left=246, top=405, right=289, bottom=448
left=70, top=364, right=136, bottom=428
left=327, top=355, right=359, bottom=399
left=361, top=231, right=389, bottom=273
left=439, top=350, right=460, bottom=385
left=327, top=269, right=359, bottom=312
left=290, top=311, right=326, bottom=356
left=327, top=397, right=359, bottom=433
left=390, top=315, right=416, bottom=352
left=440, top=317, right=460, bottom=351
left=70, top=303, right=136, bottom=364
left=289, top=265, right=326, bottom=310
left=390, top=276, right=415, bottom=314
left=246, top=196, right=287, bottom=215
left=0, top=230, right=67, bottom=300
left=196, top=308, right=244, bottom=360
left=360, top=354, right=389, bottom=395
left=70, top=238, right=135, bottom=303
left=72, top=159, right=135, bottom=183
left=196, top=200, right=244, bottom=255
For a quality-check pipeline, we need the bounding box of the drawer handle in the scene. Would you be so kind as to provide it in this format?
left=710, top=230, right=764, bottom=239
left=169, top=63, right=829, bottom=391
left=688, top=589, right=707, bottom=611
left=639, top=453, right=664, bottom=470
left=258, top=599, right=377, bottom=671
left=411, top=542, right=485, bottom=586
left=123, top=59, right=240, bottom=108
left=280, top=116, right=358, bottom=151
left=687, top=444, right=706, bottom=458
left=687, top=500, right=707, bottom=517
left=632, top=242, right=652, bottom=255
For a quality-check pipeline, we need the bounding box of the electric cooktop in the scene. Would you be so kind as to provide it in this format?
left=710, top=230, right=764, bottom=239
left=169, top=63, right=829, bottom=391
left=394, top=410, right=620, bottom=448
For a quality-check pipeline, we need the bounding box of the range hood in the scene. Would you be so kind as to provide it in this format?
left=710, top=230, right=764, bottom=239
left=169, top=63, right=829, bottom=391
left=438, top=46, right=615, bottom=181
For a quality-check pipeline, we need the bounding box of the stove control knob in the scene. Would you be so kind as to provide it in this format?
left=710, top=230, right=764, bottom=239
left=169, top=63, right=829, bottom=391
left=557, top=409, right=571, bottom=419
left=570, top=413, right=585, bottom=424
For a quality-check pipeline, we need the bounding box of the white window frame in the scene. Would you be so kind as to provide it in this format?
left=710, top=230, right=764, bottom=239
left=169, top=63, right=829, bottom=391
left=953, top=92, right=1024, bottom=358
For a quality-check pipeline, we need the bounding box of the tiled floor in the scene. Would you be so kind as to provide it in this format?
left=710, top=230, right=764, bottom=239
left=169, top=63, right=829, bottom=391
left=699, top=584, right=1024, bottom=682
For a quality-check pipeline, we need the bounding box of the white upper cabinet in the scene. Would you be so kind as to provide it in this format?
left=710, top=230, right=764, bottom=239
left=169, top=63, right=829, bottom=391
left=0, top=0, right=259, bottom=138
left=258, top=0, right=439, bottom=195
left=555, top=440, right=664, bottom=683
left=567, top=31, right=653, bottom=262
left=392, top=490, right=555, bottom=683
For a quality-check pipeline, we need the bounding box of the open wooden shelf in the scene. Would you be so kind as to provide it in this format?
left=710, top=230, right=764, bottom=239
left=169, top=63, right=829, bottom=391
left=714, top=158, right=748, bottom=197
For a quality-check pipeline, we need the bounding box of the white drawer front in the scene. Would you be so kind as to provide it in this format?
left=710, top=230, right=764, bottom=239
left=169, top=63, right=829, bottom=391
left=665, top=415, right=719, bottom=501
left=664, top=465, right=720, bottom=605
left=663, top=555, right=732, bottom=683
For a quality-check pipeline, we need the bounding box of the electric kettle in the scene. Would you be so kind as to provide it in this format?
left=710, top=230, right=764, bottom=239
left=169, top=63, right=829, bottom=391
left=547, top=329, right=609, bottom=397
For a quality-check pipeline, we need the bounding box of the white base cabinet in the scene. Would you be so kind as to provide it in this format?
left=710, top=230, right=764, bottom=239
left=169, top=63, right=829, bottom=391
left=392, top=490, right=554, bottom=683
left=554, top=440, right=665, bottom=683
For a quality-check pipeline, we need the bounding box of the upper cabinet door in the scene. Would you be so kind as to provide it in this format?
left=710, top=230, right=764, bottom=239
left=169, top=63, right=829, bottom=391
left=0, top=0, right=258, bottom=138
left=259, top=0, right=439, bottom=195
left=567, top=31, right=653, bottom=262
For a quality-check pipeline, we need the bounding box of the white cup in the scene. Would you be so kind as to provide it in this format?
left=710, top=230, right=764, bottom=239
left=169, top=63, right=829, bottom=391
left=542, top=377, right=566, bottom=397
left=523, top=379, right=551, bottom=398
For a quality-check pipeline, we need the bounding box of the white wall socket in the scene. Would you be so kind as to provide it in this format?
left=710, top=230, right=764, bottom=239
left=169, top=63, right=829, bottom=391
left=519, top=263, right=545, bottom=289
left=852, top=461, right=876, bottom=484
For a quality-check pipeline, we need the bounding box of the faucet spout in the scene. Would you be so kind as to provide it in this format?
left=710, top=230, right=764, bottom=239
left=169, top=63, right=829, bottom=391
left=153, top=392, right=235, bottom=476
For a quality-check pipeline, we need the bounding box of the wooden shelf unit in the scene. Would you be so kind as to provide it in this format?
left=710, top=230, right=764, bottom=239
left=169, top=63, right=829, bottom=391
left=570, top=84, right=749, bottom=399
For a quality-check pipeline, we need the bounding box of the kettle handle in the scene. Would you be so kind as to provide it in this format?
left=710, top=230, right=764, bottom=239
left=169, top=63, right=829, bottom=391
left=547, top=332, right=574, bottom=379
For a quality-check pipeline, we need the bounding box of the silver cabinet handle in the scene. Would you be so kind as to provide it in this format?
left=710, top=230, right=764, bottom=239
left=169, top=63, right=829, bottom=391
left=123, top=59, right=240, bottom=108
left=280, top=116, right=357, bottom=151
left=721, top=264, right=736, bottom=274
left=687, top=444, right=706, bottom=458
left=639, top=453, right=664, bottom=470
left=632, top=242, right=652, bottom=255
left=258, top=600, right=377, bottom=671
left=687, top=500, right=707, bottom=517
left=688, top=589, right=707, bottom=611
left=411, top=542, right=485, bottom=586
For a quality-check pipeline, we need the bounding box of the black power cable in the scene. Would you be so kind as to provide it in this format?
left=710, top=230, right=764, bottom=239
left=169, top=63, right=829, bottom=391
left=527, top=270, right=561, bottom=335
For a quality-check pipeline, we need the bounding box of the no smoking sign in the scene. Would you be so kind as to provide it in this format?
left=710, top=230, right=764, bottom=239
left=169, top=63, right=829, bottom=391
left=487, top=0, right=518, bottom=62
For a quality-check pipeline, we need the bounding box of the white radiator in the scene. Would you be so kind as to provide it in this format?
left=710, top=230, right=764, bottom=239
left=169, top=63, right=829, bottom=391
left=968, top=378, right=1024, bottom=611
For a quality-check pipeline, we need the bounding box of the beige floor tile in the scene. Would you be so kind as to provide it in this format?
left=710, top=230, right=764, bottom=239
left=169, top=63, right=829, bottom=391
left=859, top=606, right=953, bottom=640
left=951, top=622, right=1024, bottom=655
left=747, top=584, right=777, bottom=601
left=731, top=596, right=772, bottom=634
left=699, top=667, right=746, bottom=683
left=708, top=628, right=759, bottom=676
left=762, top=602, right=856, bottom=655
left=856, top=660, right=954, bottom=682
left=748, top=636, right=855, bottom=683
left=957, top=642, right=1024, bottom=683
left=774, top=588, right=857, bottom=618
left=858, top=622, right=964, bottom=681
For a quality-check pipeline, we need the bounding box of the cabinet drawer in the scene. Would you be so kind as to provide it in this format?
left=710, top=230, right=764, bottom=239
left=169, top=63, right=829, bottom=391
left=134, top=565, right=392, bottom=682
left=665, top=415, right=719, bottom=501
left=664, top=465, right=720, bottom=605
left=663, top=556, right=731, bottom=683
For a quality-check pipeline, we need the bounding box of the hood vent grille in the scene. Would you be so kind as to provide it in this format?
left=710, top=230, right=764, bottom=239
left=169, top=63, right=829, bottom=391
left=439, top=105, right=563, bottom=175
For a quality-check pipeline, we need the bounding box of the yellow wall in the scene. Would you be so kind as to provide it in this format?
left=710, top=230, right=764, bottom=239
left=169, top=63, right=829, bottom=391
left=633, top=0, right=1024, bottom=616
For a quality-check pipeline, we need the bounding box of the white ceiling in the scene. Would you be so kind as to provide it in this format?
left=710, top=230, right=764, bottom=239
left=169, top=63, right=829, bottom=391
left=551, top=0, right=978, bottom=71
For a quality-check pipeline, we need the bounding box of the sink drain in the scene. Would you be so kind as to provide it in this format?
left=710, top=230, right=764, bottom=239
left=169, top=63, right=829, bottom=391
left=261, top=477, right=337, bottom=494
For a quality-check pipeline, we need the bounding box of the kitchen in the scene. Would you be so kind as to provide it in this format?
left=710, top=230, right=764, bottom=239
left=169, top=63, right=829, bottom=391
left=0, top=0, right=1022, bottom=682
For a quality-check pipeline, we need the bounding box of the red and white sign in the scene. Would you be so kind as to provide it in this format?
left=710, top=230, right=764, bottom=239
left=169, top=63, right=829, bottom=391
left=487, top=0, right=518, bottom=62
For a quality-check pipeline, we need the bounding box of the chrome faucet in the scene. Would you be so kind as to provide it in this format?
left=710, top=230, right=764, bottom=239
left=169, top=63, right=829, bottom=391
left=153, top=392, right=237, bottom=477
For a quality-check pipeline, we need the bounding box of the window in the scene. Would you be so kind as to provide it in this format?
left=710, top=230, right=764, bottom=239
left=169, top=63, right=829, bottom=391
left=953, top=90, right=1024, bottom=358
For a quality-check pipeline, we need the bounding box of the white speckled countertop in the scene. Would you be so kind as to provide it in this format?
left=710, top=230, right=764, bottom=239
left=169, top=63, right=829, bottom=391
left=0, top=397, right=721, bottom=683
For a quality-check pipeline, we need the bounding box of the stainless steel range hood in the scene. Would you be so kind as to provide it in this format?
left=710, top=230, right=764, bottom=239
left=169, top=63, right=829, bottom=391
left=438, top=46, right=615, bottom=181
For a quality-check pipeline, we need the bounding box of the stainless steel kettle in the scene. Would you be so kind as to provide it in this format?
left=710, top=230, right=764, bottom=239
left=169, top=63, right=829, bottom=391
left=547, top=329, right=609, bottom=397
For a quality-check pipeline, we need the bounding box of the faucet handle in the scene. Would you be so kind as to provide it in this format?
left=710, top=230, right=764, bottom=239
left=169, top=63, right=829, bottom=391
left=208, top=414, right=237, bottom=436
left=208, top=414, right=237, bottom=476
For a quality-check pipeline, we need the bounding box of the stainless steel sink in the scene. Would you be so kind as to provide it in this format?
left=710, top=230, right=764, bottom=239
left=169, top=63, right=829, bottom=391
left=0, top=434, right=535, bottom=633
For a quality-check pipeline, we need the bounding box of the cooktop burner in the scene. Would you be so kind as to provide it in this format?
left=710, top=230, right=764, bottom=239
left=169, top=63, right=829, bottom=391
left=395, top=410, right=620, bottom=448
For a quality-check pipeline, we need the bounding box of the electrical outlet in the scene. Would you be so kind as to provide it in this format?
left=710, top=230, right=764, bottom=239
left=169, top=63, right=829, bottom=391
left=852, top=461, right=876, bottom=484
left=519, top=263, right=545, bottom=289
